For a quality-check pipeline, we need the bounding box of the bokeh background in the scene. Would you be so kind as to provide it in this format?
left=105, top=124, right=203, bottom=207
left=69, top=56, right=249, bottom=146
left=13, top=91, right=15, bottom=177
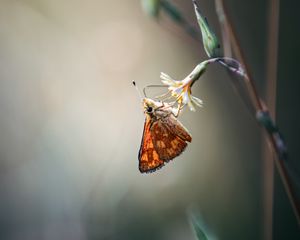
left=0, top=0, right=299, bottom=239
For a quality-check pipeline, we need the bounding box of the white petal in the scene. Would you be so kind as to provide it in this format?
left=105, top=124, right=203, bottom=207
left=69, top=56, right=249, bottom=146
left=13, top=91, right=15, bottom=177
left=160, top=72, right=171, bottom=81
left=188, top=100, right=196, bottom=111
left=182, top=91, right=190, bottom=104
left=173, top=87, right=183, bottom=97
left=160, top=72, right=175, bottom=85
left=191, top=95, right=203, bottom=107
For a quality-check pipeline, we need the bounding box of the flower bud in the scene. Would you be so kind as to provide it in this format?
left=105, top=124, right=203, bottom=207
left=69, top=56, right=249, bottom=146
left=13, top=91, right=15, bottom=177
left=192, top=0, right=221, bottom=58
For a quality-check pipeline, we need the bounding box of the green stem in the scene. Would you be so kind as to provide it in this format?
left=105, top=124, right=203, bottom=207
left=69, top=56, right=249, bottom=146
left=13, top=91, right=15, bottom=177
left=215, top=0, right=300, bottom=227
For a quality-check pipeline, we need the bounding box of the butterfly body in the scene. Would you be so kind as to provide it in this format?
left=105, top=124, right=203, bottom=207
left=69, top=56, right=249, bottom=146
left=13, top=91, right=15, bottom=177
left=138, top=98, right=192, bottom=173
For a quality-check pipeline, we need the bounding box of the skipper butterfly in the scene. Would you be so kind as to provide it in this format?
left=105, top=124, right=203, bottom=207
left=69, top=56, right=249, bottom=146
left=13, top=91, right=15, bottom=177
left=138, top=98, right=192, bottom=173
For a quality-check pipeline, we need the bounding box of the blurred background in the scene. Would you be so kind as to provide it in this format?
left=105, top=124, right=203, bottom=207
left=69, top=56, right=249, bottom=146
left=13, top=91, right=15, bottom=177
left=0, top=0, right=299, bottom=239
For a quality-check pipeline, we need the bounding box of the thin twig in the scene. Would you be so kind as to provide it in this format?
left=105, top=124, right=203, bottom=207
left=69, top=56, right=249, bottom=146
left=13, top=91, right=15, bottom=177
left=216, top=0, right=262, bottom=110
left=216, top=0, right=300, bottom=226
left=215, top=0, right=232, bottom=58
left=263, top=0, right=280, bottom=239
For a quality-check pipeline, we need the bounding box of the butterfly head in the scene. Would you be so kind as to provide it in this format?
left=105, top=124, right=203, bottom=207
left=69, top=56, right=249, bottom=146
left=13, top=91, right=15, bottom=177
left=142, top=98, right=161, bottom=114
left=142, top=98, right=175, bottom=119
left=132, top=81, right=173, bottom=117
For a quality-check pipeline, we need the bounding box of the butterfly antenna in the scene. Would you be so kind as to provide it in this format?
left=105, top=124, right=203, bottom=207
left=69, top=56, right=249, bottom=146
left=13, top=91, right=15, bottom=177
left=132, top=81, right=144, bottom=99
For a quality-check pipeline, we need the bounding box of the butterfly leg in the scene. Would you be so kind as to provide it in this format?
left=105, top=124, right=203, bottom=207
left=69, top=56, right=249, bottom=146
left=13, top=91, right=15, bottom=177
left=173, top=101, right=183, bottom=118
left=155, top=90, right=173, bottom=101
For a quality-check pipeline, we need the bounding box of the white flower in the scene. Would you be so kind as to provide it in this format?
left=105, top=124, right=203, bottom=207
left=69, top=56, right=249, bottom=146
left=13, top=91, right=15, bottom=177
left=160, top=62, right=207, bottom=112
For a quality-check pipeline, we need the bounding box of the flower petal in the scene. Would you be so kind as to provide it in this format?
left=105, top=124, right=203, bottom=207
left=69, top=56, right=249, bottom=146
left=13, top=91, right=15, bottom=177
left=191, top=95, right=203, bottom=107
left=158, top=64, right=205, bottom=113
left=187, top=99, right=196, bottom=111
left=182, top=91, right=190, bottom=105
left=160, top=72, right=175, bottom=86
left=168, top=87, right=182, bottom=97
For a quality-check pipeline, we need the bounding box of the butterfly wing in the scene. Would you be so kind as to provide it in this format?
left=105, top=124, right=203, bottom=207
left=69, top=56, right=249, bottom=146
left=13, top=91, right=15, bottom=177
left=138, top=117, right=164, bottom=173
left=151, top=118, right=189, bottom=162
left=164, top=115, right=192, bottom=142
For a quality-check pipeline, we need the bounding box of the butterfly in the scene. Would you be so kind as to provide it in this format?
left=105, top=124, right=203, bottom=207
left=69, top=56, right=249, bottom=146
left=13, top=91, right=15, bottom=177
left=138, top=98, right=192, bottom=173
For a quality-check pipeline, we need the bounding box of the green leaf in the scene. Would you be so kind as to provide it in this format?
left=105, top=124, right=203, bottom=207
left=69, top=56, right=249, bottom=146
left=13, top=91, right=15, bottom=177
left=190, top=215, right=209, bottom=240
left=192, top=0, right=221, bottom=58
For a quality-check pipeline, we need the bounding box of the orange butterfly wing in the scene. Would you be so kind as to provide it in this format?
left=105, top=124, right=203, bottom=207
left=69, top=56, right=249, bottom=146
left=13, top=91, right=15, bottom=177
left=151, top=119, right=189, bottom=162
left=163, top=115, right=192, bottom=143
left=138, top=115, right=192, bottom=173
left=138, top=117, right=164, bottom=173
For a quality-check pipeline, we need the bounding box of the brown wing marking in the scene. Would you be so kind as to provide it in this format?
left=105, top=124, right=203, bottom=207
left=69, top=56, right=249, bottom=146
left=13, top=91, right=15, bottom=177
left=163, top=115, right=192, bottom=142
left=151, top=120, right=188, bottom=162
left=138, top=118, right=164, bottom=173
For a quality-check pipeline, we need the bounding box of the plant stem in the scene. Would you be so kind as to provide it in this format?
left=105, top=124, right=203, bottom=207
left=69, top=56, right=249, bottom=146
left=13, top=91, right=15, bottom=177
left=263, top=0, right=280, bottom=239
left=215, top=0, right=300, bottom=227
